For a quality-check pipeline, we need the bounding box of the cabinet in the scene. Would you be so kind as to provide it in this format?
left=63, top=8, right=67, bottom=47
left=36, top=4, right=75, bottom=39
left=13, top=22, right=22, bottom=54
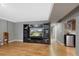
left=64, top=34, right=75, bottom=47
left=3, top=32, right=9, bottom=45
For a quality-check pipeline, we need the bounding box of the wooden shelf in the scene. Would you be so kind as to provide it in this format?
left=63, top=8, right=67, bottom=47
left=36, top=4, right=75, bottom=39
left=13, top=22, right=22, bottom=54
left=3, top=32, right=9, bottom=45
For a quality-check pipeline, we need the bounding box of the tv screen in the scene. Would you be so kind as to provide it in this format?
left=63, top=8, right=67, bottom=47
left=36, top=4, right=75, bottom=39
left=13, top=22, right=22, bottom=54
left=30, top=28, right=43, bottom=37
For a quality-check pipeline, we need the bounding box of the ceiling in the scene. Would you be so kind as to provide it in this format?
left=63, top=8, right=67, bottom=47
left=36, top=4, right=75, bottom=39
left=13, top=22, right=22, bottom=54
left=0, top=3, right=79, bottom=23
left=49, top=3, right=79, bottom=23
left=0, top=3, right=53, bottom=22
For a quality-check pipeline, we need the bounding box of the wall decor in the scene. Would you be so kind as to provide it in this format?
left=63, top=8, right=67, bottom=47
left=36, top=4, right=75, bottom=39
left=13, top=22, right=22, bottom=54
left=64, top=19, right=76, bottom=34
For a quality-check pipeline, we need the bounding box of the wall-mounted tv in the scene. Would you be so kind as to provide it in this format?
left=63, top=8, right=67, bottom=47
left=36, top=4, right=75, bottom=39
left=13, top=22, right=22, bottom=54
left=30, top=28, right=43, bottom=37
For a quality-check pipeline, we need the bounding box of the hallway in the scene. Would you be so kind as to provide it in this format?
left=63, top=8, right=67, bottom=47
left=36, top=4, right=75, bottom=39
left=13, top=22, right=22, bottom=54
left=50, top=41, right=76, bottom=56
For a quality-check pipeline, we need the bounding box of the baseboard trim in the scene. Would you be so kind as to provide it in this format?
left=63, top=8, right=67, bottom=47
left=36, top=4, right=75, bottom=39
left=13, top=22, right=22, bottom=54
left=57, top=40, right=64, bottom=46
left=1, top=43, right=3, bottom=45
left=0, top=39, right=23, bottom=45
left=9, top=39, right=23, bottom=43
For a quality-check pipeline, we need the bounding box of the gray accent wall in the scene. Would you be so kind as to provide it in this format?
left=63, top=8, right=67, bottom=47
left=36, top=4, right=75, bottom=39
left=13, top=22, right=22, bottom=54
left=14, top=21, right=49, bottom=41
left=7, top=21, right=15, bottom=41
left=76, top=16, right=79, bottom=56
left=50, top=23, right=64, bottom=44
left=0, top=19, right=48, bottom=43
left=56, top=23, right=64, bottom=43
left=51, top=6, right=79, bottom=55
left=0, top=20, right=7, bottom=43
left=58, top=6, right=79, bottom=55
left=0, top=19, right=15, bottom=44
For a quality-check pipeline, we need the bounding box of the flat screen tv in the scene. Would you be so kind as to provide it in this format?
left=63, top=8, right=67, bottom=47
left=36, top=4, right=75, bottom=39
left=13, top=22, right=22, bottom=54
left=30, top=28, right=43, bottom=37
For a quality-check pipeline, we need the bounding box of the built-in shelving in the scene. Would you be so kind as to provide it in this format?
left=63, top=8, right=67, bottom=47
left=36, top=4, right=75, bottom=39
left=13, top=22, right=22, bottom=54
left=23, top=23, right=50, bottom=44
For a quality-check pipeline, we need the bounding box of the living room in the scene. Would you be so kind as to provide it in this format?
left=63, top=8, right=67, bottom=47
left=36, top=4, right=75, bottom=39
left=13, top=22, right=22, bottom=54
left=0, top=3, right=79, bottom=56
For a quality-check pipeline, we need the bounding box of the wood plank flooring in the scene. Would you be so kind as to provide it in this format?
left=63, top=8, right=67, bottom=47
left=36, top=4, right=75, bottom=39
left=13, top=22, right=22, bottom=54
left=50, top=41, right=76, bottom=56
left=0, top=41, right=49, bottom=56
left=0, top=41, right=76, bottom=56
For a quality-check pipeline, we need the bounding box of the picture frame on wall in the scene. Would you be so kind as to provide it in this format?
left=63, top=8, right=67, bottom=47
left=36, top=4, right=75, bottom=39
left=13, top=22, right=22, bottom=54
left=66, top=20, right=73, bottom=31
left=64, top=19, right=76, bottom=34
left=66, top=19, right=76, bottom=31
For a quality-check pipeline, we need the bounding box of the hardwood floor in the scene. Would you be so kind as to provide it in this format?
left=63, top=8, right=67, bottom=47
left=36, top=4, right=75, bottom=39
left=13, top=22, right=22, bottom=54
left=0, top=41, right=49, bottom=56
left=50, top=41, right=76, bottom=56
left=0, top=41, right=76, bottom=56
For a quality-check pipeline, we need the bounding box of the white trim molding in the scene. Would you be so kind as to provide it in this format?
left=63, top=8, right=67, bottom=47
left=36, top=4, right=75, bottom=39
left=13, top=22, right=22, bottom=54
left=57, top=40, right=64, bottom=46
left=9, top=39, right=23, bottom=43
